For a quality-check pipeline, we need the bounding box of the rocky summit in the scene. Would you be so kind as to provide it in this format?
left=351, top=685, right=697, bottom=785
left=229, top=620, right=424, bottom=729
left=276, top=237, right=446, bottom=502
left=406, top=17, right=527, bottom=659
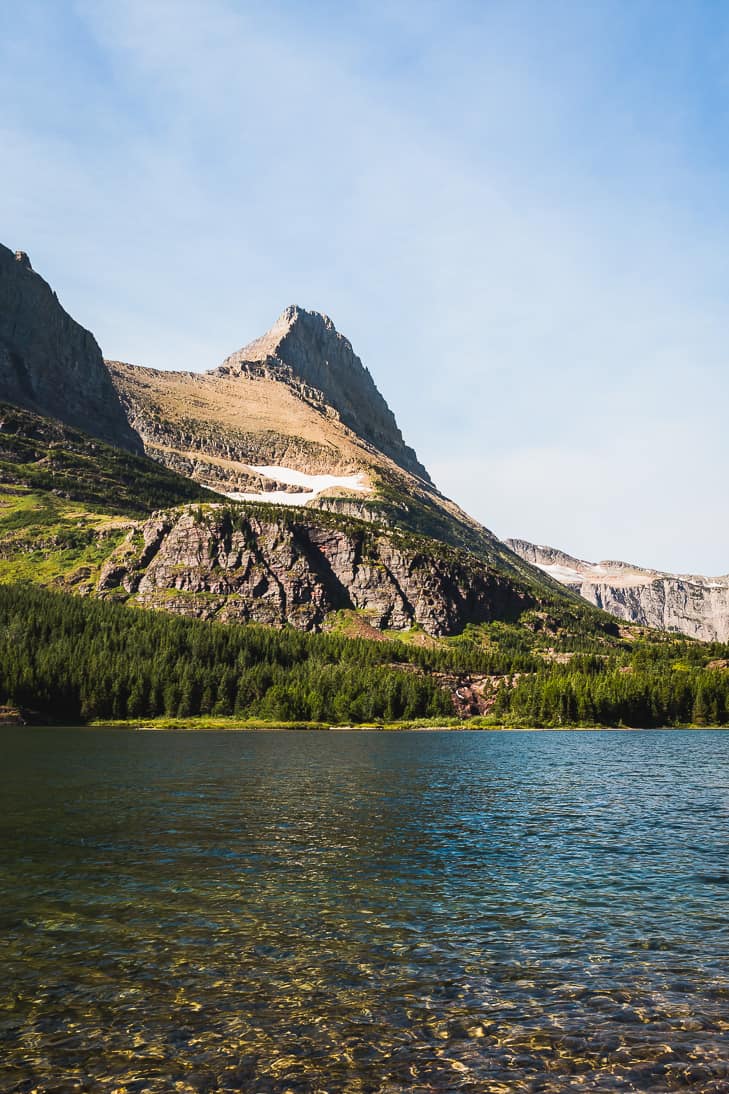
left=508, top=538, right=729, bottom=642
left=0, top=244, right=141, bottom=453
left=108, top=305, right=430, bottom=501
left=215, top=305, right=430, bottom=482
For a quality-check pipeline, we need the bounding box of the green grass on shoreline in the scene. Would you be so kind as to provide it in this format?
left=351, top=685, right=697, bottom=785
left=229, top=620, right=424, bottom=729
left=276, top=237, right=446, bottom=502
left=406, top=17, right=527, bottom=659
left=83, top=716, right=726, bottom=732
left=87, top=716, right=461, bottom=731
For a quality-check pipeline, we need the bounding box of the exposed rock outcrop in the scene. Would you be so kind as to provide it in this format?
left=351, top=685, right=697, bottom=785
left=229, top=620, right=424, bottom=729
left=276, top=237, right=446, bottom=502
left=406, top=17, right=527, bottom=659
left=507, top=539, right=729, bottom=642
left=215, top=306, right=430, bottom=482
left=99, top=506, right=531, bottom=635
left=0, top=244, right=141, bottom=452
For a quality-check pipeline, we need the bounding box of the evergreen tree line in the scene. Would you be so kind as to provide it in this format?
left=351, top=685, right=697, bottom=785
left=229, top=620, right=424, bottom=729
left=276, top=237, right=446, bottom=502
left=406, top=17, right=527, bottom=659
left=0, top=584, right=457, bottom=723
left=1, top=584, right=728, bottom=726
left=490, top=658, right=729, bottom=727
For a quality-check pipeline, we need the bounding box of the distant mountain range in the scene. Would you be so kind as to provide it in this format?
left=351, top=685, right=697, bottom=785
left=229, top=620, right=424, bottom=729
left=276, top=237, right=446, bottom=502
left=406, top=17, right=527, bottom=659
left=508, top=540, right=729, bottom=641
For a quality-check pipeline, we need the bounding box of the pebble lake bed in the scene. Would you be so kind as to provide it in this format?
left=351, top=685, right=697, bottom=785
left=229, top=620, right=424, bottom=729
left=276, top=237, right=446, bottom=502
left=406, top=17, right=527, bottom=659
left=2, top=727, right=728, bottom=1091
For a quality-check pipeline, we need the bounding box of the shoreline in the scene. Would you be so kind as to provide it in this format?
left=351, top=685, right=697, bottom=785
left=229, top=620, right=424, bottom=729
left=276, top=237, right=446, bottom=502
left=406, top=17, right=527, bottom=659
left=8, top=718, right=725, bottom=732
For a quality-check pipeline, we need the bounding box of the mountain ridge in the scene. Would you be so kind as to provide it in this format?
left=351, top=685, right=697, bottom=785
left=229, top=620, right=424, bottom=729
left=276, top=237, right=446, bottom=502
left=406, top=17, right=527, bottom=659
left=508, top=538, right=729, bottom=641
left=0, top=244, right=141, bottom=454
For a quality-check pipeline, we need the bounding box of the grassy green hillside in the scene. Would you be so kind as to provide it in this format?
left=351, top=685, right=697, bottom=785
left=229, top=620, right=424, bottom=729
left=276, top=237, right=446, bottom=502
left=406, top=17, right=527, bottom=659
left=0, top=401, right=219, bottom=589
left=0, top=402, right=215, bottom=516
left=0, top=401, right=606, bottom=631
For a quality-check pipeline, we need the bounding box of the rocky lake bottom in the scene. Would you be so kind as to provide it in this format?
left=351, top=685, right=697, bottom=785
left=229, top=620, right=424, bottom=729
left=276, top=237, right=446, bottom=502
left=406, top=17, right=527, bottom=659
left=1, top=727, right=728, bottom=1092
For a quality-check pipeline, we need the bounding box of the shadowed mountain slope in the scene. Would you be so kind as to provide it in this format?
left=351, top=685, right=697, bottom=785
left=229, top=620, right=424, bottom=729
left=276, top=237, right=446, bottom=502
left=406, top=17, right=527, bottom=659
left=0, top=244, right=141, bottom=453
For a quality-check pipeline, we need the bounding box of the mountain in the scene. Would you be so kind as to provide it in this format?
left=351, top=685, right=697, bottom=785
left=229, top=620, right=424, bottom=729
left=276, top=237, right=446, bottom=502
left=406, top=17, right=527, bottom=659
left=215, top=305, right=430, bottom=481
left=0, top=241, right=610, bottom=641
left=508, top=539, right=729, bottom=642
left=3, top=243, right=729, bottom=727
left=0, top=244, right=141, bottom=453
left=107, top=306, right=550, bottom=584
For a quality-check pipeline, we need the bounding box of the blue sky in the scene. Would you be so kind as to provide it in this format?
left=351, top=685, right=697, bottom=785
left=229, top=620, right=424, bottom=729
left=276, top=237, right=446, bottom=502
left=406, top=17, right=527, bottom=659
left=2, top=0, right=729, bottom=573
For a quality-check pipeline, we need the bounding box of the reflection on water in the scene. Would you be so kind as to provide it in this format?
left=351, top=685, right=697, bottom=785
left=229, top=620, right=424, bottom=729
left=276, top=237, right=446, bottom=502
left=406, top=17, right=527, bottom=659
left=1, top=728, right=728, bottom=1092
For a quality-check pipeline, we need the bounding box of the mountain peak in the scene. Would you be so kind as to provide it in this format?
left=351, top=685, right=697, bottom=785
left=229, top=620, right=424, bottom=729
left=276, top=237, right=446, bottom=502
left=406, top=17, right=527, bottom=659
left=214, top=307, right=431, bottom=482
left=234, top=304, right=347, bottom=365
left=280, top=303, right=333, bottom=326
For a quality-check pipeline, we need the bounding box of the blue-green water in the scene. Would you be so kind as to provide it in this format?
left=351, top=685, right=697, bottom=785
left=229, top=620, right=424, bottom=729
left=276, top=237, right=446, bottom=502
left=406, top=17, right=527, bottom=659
left=1, top=728, right=728, bottom=1092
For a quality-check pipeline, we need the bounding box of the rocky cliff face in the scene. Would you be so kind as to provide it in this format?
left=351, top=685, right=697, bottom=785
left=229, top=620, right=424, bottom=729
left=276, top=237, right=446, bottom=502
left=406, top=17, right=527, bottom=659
left=215, top=306, right=430, bottom=482
left=507, top=539, right=729, bottom=642
left=99, top=506, right=530, bottom=635
left=0, top=244, right=141, bottom=452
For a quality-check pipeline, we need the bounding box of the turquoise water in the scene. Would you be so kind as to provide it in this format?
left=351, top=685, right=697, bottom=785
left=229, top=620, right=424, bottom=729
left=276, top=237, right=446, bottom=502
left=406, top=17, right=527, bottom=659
left=1, top=728, right=728, bottom=1092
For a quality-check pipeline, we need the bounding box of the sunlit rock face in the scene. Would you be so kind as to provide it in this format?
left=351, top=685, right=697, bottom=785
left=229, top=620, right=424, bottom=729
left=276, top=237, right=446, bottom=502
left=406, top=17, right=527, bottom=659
left=99, top=506, right=530, bottom=636
left=214, top=305, right=431, bottom=482
left=0, top=243, right=141, bottom=453
left=508, top=539, right=729, bottom=642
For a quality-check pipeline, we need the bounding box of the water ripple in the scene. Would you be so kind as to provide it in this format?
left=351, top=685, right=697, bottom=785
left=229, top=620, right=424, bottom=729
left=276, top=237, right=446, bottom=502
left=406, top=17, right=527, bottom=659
left=1, top=728, right=728, bottom=1091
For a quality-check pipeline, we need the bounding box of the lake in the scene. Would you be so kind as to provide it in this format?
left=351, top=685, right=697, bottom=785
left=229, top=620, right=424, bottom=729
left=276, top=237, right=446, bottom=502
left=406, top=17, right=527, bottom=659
left=1, top=728, right=728, bottom=1092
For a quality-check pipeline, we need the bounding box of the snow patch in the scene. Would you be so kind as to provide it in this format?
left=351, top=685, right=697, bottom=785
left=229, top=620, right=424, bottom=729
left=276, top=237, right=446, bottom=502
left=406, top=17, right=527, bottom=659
left=539, top=561, right=660, bottom=589
left=225, top=464, right=369, bottom=507
left=539, top=563, right=587, bottom=584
